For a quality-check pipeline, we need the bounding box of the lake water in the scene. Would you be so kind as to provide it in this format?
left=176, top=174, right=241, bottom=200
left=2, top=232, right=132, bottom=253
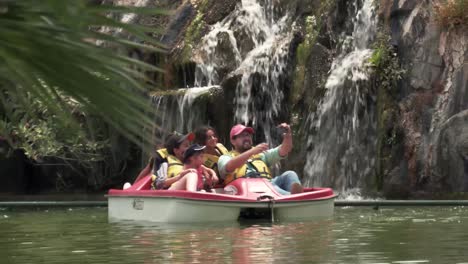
left=1, top=206, right=468, bottom=263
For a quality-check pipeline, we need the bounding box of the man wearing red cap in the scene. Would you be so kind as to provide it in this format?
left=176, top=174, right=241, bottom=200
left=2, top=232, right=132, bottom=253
left=218, top=123, right=303, bottom=195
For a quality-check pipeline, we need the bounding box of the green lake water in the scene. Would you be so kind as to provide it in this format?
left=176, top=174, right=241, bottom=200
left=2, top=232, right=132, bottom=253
left=1, top=206, right=468, bottom=263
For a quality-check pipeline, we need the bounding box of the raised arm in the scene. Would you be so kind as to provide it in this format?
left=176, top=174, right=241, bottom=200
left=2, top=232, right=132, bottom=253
left=278, top=123, right=293, bottom=157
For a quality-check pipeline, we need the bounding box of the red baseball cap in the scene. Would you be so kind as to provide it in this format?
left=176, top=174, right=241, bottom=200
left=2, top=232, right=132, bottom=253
left=230, top=124, right=254, bottom=139
left=178, top=132, right=195, bottom=144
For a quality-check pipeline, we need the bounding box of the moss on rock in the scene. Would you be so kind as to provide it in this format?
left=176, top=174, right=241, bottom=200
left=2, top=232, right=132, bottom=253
left=290, top=0, right=334, bottom=108
left=181, top=10, right=206, bottom=63
left=371, top=32, right=406, bottom=192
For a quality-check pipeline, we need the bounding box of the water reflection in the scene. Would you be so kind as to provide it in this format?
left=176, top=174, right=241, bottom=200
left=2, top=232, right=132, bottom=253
left=2, top=207, right=468, bottom=263
left=109, top=219, right=335, bottom=263
left=111, top=222, right=239, bottom=263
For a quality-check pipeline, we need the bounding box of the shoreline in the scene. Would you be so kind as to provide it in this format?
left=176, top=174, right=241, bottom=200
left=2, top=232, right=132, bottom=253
left=0, top=193, right=107, bottom=201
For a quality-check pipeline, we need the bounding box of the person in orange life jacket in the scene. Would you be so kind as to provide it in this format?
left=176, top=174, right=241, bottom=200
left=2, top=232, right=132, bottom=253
left=218, top=123, right=303, bottom=195
left=150, top=132, right=194, bottom=190
left=193, top=126, right=229, bottom=182
left=169, top=144, right=219, bottom=192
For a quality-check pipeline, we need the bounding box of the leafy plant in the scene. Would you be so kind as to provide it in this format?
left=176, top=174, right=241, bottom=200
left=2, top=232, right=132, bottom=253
left=0, top=0, right=168, bottom=149
left=181, top=9, right=206, bottom=62
left=369, top=34, right=405, bottom=90
left=371, top=32, right=406, bottom=191
left=0, top=91, right=108, bottom=163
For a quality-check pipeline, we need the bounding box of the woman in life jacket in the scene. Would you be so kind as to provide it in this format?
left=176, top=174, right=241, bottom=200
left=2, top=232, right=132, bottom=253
left=193, top=126, right=229, bottom=184
left=169, top=144, right=218, bottom=192
left=149, top=132, right=196, bottom=190
left=130, top=132, right=197, bottom=190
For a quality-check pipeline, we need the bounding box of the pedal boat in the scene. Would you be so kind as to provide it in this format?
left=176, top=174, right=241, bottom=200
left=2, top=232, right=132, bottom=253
left=108, top=175, right=336, bottom=223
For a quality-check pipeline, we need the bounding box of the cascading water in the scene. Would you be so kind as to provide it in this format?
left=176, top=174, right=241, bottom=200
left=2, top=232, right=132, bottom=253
left=194, top=0, right=293, bottom=141
left=304, top=0, right=378, bottom=195
left=150, top=86, right=220, bottom=144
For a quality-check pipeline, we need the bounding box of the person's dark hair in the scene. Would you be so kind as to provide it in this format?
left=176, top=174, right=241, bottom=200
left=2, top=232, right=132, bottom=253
left=183, top=144, right=206, bottom=163
left=164, top=133, right=184, bottom=155
left=194, top=126, right=216, bottom=146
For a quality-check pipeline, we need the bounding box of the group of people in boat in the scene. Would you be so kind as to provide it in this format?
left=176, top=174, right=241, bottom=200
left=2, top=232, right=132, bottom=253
left=132, top=123, right=304, bottom=195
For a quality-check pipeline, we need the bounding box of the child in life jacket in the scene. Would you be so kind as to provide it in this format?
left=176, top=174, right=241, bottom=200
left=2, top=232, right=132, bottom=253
left=168, top=144, right=219, bottom=192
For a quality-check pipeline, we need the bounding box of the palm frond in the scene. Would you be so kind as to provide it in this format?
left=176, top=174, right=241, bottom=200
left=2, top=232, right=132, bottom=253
left=0, top=0, right=166, bottom=150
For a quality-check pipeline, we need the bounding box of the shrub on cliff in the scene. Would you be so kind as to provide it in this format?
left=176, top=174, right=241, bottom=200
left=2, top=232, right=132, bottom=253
left=434, top=0, right=468, bottom=29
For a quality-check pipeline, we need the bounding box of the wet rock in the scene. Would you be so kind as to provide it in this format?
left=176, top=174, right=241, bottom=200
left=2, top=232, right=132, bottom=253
left=233, top=27, right=257, bottom=58
left=391, top=2, right=443, bottom=92
left=203, top=0, right=239, bottom=25
left=398, top=90, right=435, bottom=187
left=189, top=31, right=240, bottom=85
left=438, top=28, right=468, bottom=118
left=213, top=31, right=240, bottom=76
left=220, top=72, right=241, bottom=95
left=205, top=88, right=233, bottom=144
left=161, top=2, right=196, bottom=47
left=383, top=166, right=411, bottom=199
left=432, top=110, right=468, bottom=192
left=328, top=0, right=355, bottom=38
left=315, top=16, right=333, bottom=50
left=303, top=43, right=332, bottom=106
left=381, top=0, right=467, bottom=197
left=264, top=0, right=327, bottom=21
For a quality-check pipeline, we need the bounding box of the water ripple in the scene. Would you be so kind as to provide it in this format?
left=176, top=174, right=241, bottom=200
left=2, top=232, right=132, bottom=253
left=1, top=207, right=468, bottom=263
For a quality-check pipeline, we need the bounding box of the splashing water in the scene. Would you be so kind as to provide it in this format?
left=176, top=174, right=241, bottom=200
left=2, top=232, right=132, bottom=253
left=194, top=0, right=293, bottom=141
left=304, top=0, right=378, bottom=193
left=151, top=86, right=220, bottom=143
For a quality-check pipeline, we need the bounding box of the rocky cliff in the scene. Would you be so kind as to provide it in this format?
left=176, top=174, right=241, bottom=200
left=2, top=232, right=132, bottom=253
left=147, top=0, right=466, bottom=198
left=377, top=0, right=467, bottom=197
left=3, top=0, right=465, bottom=197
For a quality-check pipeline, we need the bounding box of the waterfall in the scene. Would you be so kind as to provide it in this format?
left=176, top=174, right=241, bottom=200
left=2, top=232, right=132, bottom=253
left=194, top=0, right=293, bottom=141
left=151, top=86, right=220, bottom=144
left=304, top=0, right=377, bottom=194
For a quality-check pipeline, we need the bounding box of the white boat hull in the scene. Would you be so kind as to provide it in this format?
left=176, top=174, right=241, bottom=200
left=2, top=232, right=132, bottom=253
left=109, top=196, right=241, bottom=223
left=108, top=195, right=335, bottom=223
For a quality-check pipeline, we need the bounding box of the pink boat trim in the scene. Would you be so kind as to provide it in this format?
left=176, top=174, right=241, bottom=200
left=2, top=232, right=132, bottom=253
left=108, top=175, right=336, bottom=203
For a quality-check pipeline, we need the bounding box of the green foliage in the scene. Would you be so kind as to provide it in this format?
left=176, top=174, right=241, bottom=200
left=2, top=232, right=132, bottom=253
left=291, top=0, right=334, bottom=107
left=181, top=11, right=206, bottom=62
left=198, top=0, right=210, bottom=14
left=291, top=16, right=317, bottom=106
left=434, top=0, right=468, bottom=29
left=369, top=48, right=383, bottom=68
left=297, top=16, right=318, bottom=65
left=372, top=32, right=406, bottom=191
left=369, top=34, right=405, bottom=91
left=0, top=0, right=168, bottom=151
left=0, top=92, right=108, bottom=163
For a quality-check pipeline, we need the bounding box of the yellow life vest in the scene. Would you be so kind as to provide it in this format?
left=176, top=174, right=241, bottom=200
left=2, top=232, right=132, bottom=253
left=203, top=143, right=229, bottom=172
left=224, top=150, right=272, bottom=184
left=151, top=149, right=181, bottom=189
left=156, top=148, right=169, bottom=160
left=166, top=154, right=183, bottom=179
left=148, top=148, right=169, bottom=168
